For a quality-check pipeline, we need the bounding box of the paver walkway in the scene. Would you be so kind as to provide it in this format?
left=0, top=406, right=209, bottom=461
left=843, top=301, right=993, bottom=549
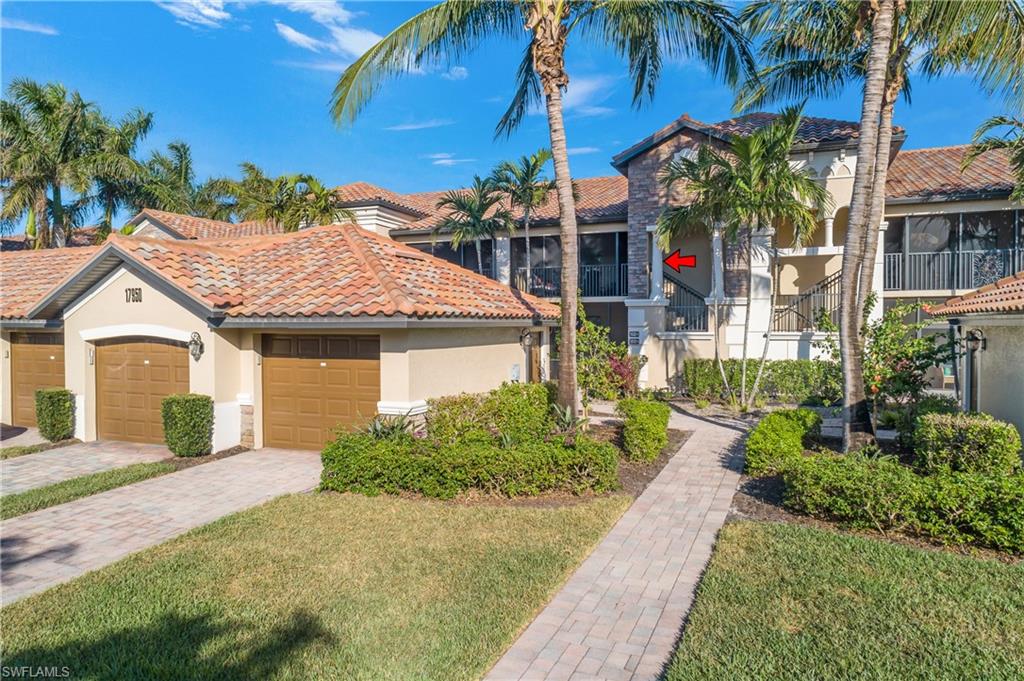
left=486, top=407, right=747, bottom=681
left=0, top=425, right=48, bottom=449
left=1, top=449, right=320, bottom=604
left=2, top=441, right=172, bottom=495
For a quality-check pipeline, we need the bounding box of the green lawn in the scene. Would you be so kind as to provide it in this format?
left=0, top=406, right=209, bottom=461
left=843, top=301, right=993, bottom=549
left=666, top=521, right=1024, bottom=681
left=1, top=492, right=629, bottom=680
left=1, top=461, right=176, bottom=519
left=0, top=440, right=73, bottom=459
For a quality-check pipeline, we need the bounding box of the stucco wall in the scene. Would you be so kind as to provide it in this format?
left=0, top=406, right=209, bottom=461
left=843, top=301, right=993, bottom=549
left=61, top=266, right=242, bottom=449
left=975, top=322, right=1024, bottom=438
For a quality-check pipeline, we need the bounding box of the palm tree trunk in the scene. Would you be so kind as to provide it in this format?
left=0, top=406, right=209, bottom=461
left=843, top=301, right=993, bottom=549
left=748, top=252, right=779, bottom=409
left=543, top=88, right=580, bottom=414
left=51, top=184, right=66, bottom=248
left=524, top=211, right=532, bottom=293
left=839, top=0, right=894, bottom=452
left=740, top=229, right=753, bottom=407
left=712, top=297, right=734, bottom=403
left=857, top=97, right=897, bottom=325
left=475, top=238, right=483, bottom=275
left=33, top=191, right=51, bottom=249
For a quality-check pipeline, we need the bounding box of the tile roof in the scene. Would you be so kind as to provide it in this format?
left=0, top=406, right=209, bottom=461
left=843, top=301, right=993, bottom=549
left=102, top=224, right=559, bottom=321
left=928, top=270, right=1024, bottom=316
left=0, top=246, right=100, bottom=319
left=0, top=227, right=100, bottom=251
left=131, top=209, right=283, bottom=240
left=333, top=181, right=430, bottom=217
left=392, top=175, right=629, bottom=232
left=886, top=145, right=1016, bottom=201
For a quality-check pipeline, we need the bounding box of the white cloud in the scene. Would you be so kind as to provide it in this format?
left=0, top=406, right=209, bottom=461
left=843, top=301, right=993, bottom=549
left=326, top=24, right=382, bottom=58
left=265, top=1, right=355, bottom=27
left=441, top=66, right=469, bottom=81
left=424, top=153, right=455, bottom=159
left=277, top=59, right=350, bottom=72
left=0, top=18, right=59, bottom=35
left=154, top=0, right=231, bottom=28
left=432, top=158, right=474, bottom=167
left=385, top=119, right=454, bottom=131
left=529, top=75, right=617, bottom=118
left=567, top=146, right=601, bottom=156
left=274, top=21, right=324, bottom=51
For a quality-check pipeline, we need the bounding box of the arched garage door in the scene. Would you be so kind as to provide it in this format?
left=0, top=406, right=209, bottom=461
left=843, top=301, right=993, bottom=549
left=96, top=337, right=189, bottom=444
left=10, top=333, right=65, bottom=427
left=262, top=335, right=380, bottom=450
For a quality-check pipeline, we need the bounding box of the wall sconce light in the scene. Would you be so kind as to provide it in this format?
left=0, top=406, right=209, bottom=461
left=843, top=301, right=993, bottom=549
left=88, top=347, right=95, bottom=365
left=965, top=329, right=987, bottom=353
left=188, top=332, right=205, bottom=362
left=519, top=329, right=534, bottom=349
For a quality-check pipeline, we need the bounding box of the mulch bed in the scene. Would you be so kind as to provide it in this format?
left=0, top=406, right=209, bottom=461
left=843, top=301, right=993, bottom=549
left=164, top=445, right=249, bottom=471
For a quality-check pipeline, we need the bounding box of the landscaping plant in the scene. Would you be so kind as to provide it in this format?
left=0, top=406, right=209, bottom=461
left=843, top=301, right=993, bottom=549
left=34, top=388, right=74, bottom=442
left=161, top=393, right=213, bottom=457
left=914, top=412, right=1022, bottom=476
left=744, top=408, right=822, bottom=476
left=617, top=398, right=671, bottom=462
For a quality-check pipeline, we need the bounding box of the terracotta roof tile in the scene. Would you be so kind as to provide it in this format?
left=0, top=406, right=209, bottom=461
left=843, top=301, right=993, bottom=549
left=929, top=270, right=1024, bottom=316
left=886, top=145, right=1016, bottom=201
left=1, top=227, right=101, bottom=251
left=0, top=246, right=101, bottom=319
left=333, top=181, right=429, bottom=217
left=133, top=209, right=283, bottom=240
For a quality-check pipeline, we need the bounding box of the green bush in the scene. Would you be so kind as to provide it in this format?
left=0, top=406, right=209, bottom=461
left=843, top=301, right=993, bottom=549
left=424, top=393, right=485, bottom=444
left=680, top=359, right=839, bottom=405
left=425, top=383, right=553, bottom=446
left=320, top=432, right=618, bottom=499
left=879, top=394, right=960, bottom=445
left=161, top=394, right=213, bottom=457
left=745, top=408, right=822, bottom=477
left=617, top=398, right=670, bottom=461
left=915, top=412, right=1022, bottom=475
left=783, top=452, right=1024, bottom=553
left=34, top=388, right=74, bottom=442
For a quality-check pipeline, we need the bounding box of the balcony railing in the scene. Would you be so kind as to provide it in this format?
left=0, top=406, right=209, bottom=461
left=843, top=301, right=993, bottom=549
left=772, top=270, right=841, bottom=332
left=513, top=263, right=628, bottom=297
left=664, top=275, right=709, bottom=332
left=884, top=248, right=1023, bottom=291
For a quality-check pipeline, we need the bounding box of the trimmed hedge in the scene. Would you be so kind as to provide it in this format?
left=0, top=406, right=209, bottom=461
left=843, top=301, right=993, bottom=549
left=425, top=383, right=553, bottom=446
left=35, top=388, right=74, bottom=442
left=745, top=408, right=822, bottom=477
left=783, top=453, right=1024, bottom=553
left=617, top=398, right=670, bottom=462
left=914, top=413, right=1022, bottom=476
left=680, top=359, right=840, bottom=405
left=320, top=432, right=618, bottom=499
left=161, top=393, right=213, bottom=457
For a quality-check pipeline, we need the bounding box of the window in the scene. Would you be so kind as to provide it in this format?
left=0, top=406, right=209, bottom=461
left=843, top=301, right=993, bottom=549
left=884, top=217, right=905, bottom=253
left=406, top=239, right=494, bottom=276
left=962, top=211, right=1014, bottom=251
left=907, top=214, right=955, bottom=253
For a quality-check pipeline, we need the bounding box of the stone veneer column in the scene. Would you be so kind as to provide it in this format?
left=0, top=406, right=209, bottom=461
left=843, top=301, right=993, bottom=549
left=626, top=229, right=668, bottom=386
left=869, top=221, right=888, bottom=323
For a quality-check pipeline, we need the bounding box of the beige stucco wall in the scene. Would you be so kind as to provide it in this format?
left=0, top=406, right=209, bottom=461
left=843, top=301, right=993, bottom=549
left=665, top=232, right=712, bottom=295
left=1, top=331, right=10, bottom=424
left=777, top=254, right=842, bottom=295
left=975, top=321, right=1024, bottom=439
left=61, top=267, right=243, bottom=449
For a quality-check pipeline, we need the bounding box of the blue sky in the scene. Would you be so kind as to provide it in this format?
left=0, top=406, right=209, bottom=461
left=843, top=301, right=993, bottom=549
left=1, top=1, right=1011, bottom=227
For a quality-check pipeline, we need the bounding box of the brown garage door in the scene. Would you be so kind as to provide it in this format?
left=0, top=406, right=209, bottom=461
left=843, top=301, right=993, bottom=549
left=96, top=338, right=189, bottom=444
left=10, top=333, right=65, bottom=427
left=262, top=335, right=381, bottom=450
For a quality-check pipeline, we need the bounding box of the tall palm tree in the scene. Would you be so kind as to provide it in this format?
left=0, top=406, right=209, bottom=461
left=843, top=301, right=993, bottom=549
left=227, top=162, right=298, bottom=225
left=0, top=79, right=104, bottom=247
left=739, top=0, right=1023, bottom=450
left=434, top=176, right=514, bottom=275
left=963, top=115, right=1024, bottom=202
left=490, top=148, right=556, bottom=292
left=286, top=176, right=356, bottom=232
left=136, top=141, right=234, bottom=220
left=329, top=0, right=754, bottom=412
left=92, top=109, right=153, bottom=240
left=657, top=105, right=830, bottom=408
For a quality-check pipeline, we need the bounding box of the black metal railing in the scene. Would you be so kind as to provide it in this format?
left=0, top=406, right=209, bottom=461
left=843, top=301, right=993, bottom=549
left=884, top=248, right=1023, bottom=291
left=772, top=270, right=841, bottom=332
left=513, top=263, right=628, bottom=297
left=664, top=275, right=709, bottom=332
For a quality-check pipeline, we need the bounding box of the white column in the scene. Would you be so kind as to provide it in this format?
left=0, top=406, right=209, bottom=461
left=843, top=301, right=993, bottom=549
left=494, top=236, right=511, bottom=285
left=627, top=226, right=668, bottom=387
left=869, top=221, right=888, bottom=322
left=823, top=217, right=835, bottom=248
left=646, top=225, right=665, bottom=301
left=710, top=226, right=724, bottom=301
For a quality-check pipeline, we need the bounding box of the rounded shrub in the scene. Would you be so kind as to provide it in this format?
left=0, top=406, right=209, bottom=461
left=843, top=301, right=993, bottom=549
left=616, top=398, right=671, bottom=462
left=161, top=393, right=213, bottom=457
left=914, top=412, right=1022, bottom=475
left=35, top=388, right=74, bottom=442
left=745, top=408, right=822, bottom=477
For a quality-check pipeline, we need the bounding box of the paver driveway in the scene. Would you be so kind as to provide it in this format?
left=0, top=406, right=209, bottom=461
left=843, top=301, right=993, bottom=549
left=2, top=441, right=172, bottom=495
left=1, top=449, right=321, bottom=604
left=486, top=407, right=747, bottom=681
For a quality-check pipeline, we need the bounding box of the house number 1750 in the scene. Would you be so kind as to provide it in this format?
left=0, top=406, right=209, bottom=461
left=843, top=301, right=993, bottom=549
left=125, top=287, right=142, bottom=303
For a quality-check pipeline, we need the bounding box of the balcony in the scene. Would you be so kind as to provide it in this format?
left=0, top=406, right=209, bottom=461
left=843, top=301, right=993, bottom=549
left=884, top=249, right=1024, bottom=292
left=772, top=271, right=841, bottom=332
left=513, top=263, right=628, bottom=298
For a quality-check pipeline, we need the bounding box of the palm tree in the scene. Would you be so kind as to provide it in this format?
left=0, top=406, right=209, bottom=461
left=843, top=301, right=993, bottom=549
left=963, top=115, right=1024, bottom=202
left=329, top=0, right=754, bottom=413
left=434, top=176, right=514, bottom=275
left=739, top=0, right=1023, bottom=449
left=286, top=176, right=355, bottom=231
left=136, top=141, right=234, bottom=220
left=657, top=105, right=830, bottom=408
left=0, top=79, right=104, bottom=247
left=91, top=109, right=153, bottom=240
left=490, top=148, right=556, bottom=293
left=227, top=162, right=298, bottom=225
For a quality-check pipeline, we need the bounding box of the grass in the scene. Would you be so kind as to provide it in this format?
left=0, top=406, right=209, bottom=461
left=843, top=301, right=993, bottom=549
left=666, top=521, right=1024, bottom=681
left=1, top=462, right=176, bottom=519
left=1, top=492, right=630, bottom=680
left=0, top=440, right=74, bottom=459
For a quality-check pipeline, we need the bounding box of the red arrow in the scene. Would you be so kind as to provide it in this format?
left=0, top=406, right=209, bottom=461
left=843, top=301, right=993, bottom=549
left=664, top=250, right=696, bottom=272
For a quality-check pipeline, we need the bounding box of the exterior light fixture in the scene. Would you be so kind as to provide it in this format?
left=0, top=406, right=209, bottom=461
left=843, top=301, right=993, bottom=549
left=519, top=329, right=534, bottom=349
left=188, top=332, right=205, bottom=362
left=965, top=328, right=987, bottom=353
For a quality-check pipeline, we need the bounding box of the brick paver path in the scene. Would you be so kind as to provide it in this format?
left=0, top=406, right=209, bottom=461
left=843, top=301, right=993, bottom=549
left=1, top=449, right=320, bottom=604
left=2, top=441, right=172, bottom=495
left=486, top=408, right=747, bottom=681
